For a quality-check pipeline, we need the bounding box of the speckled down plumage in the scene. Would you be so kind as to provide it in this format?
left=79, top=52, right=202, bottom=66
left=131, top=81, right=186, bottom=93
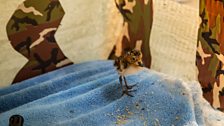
left=0, top=60, right=223, bottom=126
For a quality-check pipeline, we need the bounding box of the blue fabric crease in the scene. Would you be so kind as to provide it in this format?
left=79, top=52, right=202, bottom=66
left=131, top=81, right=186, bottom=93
left=0, top=60, right=208, bottom=126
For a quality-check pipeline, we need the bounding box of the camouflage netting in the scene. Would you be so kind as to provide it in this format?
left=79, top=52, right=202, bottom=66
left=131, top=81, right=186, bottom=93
left=6, top=0, right=153, bottom=84
left=108, top=0, right=153, bottom=68
left=6, top=0, right=73, bottom=84
left=197, top=0, right=224, bottom=111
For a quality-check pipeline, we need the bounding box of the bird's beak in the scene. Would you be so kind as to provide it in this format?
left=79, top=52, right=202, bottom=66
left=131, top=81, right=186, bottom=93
left=138, top=62, right=144, bottom=67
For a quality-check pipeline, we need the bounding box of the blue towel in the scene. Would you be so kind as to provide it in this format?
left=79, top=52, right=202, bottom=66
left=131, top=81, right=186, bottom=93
left=0, top=60, right=222, bottom=126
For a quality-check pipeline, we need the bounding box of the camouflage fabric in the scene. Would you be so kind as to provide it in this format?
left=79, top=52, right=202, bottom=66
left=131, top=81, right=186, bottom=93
left=197, top=0, right=224, bottom=111
left=108, top=0, right=153, bottom=68
left=6, top=0, right=73, bottom=84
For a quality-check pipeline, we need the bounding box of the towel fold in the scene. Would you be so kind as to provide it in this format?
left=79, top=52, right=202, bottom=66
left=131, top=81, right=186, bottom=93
left=0, top=60, right=224, bottom=126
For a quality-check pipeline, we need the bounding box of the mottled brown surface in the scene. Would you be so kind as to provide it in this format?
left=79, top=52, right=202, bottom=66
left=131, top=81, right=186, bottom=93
left=109, top=0, right=153, bottom=68
left=197, top=0, right=224, bottom=111
left=6, top=0, right=73, bottom=84
left=0, top=0, right=198, bottom=88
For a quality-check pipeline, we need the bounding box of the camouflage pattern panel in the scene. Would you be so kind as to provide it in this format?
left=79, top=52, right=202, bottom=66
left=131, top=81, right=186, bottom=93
left=108, top=0, right=153, bottom=68
left=6, top=0, right=73, bottom=84
left=197, top=0, right=224, bottom=112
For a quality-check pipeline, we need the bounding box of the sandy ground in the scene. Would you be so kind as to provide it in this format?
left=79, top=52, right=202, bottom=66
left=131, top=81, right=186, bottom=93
left=0, top=0, right=199, bottom=87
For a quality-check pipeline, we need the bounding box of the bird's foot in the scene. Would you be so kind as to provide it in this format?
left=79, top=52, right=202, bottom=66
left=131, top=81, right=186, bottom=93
left=122, top=88, right=136, bottom=97
left=125, top=83, right=137, bottom=89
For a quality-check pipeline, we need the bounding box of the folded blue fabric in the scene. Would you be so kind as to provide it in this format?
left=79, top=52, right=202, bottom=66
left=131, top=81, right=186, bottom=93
left=0, top=60, right=206, bottom=126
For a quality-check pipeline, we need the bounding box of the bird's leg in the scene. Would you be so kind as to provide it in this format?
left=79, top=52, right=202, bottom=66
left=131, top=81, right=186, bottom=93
left=119, top=75, right=125, bottom=92
left=120, top=75, right=135, bottom=97
left=123, top=76, right=136, bottom=89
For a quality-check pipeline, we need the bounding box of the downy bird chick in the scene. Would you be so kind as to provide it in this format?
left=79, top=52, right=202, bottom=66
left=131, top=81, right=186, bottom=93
left=114, top=49, right=144, bottom=97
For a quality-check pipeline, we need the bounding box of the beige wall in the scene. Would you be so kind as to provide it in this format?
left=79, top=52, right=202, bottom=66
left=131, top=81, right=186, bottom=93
left=0, top=0, right=199, bottom=87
